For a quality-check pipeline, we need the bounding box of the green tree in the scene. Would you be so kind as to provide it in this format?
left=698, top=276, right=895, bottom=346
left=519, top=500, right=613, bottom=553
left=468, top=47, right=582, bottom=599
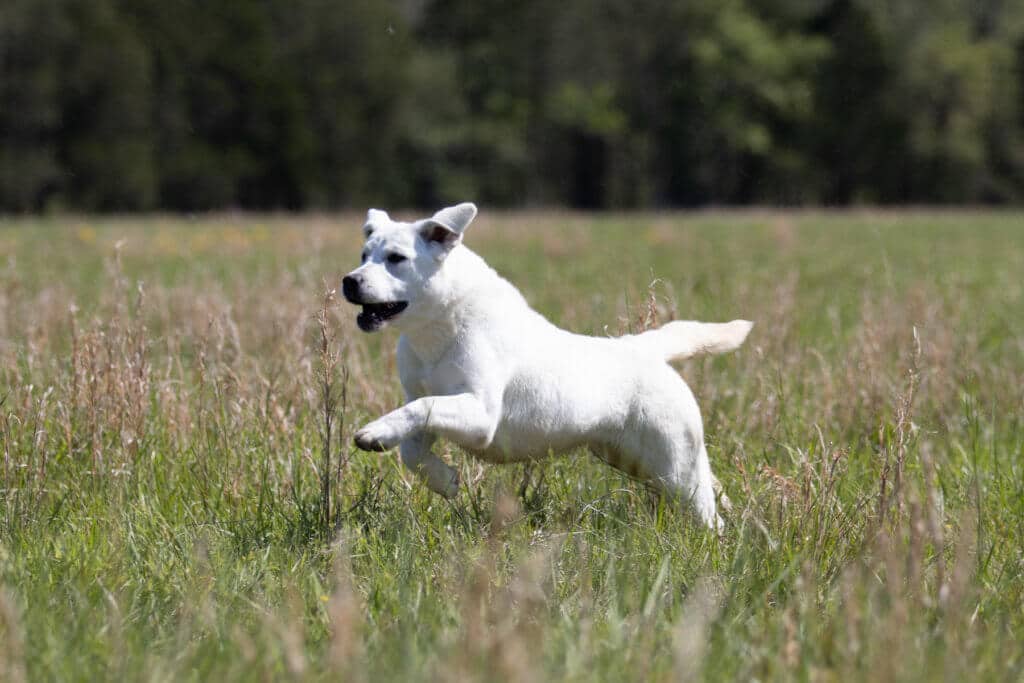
left=270, top=0, right=414, bottom=208
left=0, top=0, right=69, bottom=211
left=3, top=0, right=1024, bottom=210
left=127, top=0, right=292, bottom=209
left=862, top=0, right=1024, bottom=201
left=59, top=0, right=156, bottom=210
left=806, top=0, right=909, bottom=203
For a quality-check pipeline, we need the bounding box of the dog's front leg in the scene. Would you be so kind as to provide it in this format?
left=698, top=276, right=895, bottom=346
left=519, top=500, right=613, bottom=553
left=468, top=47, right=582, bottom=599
left=354, top=392, right=498, bottom=453
left=399, top=431, right=460, bottom=498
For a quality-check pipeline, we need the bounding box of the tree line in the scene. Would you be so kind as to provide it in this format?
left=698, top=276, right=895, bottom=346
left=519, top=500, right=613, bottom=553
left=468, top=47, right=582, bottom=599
left=2, top=0, right=1023, bottom=211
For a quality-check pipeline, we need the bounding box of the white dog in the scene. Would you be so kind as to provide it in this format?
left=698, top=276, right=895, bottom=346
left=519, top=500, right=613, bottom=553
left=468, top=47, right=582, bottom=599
left=342, top=203, right=751, bottom=529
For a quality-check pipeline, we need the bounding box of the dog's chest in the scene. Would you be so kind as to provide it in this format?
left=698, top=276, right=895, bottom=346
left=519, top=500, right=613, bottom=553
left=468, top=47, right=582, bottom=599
left=420, top=363, right=469, bottom=396
left=401, top=349, right=476, bottom=399
left=400, top=330, right=497, bottom=396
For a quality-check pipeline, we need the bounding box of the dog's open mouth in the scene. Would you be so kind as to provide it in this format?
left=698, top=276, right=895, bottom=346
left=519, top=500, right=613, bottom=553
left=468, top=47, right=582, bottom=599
left=357, top=301, right=408, bottom=331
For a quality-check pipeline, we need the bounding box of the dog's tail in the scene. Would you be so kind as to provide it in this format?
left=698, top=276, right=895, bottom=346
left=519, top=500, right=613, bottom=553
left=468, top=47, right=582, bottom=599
left=630, top=319, right=753, bottom=362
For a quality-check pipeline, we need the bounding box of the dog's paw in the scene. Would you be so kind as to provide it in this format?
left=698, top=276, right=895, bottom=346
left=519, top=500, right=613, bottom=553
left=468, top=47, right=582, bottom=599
left=354, top=433, right=388, bottom=452
left=354, top=420, right=400, bottom=452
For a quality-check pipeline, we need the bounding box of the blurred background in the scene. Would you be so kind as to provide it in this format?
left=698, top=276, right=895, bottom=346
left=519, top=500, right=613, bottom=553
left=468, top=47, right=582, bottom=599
left=2, top=0, right=1023, bottom=212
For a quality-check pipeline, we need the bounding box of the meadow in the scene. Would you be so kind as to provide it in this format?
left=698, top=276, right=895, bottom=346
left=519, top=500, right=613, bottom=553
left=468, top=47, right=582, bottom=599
left=0, top=211, right=1022, bottom=681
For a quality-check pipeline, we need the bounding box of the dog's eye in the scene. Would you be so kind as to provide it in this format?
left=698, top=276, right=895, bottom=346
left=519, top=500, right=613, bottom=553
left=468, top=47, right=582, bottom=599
left=386, top=253, right=407, bottom=264
left=360, top=251, right=368, bottom=264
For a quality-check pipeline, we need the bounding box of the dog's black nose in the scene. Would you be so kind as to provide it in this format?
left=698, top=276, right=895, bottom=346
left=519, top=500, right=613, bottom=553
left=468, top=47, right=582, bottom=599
left=342, top=275, right=361, bottom=303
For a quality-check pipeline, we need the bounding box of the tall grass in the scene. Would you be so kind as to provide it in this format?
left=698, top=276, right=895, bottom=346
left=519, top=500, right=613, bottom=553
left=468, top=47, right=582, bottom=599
left=0, top=211, right=1022, bottom=680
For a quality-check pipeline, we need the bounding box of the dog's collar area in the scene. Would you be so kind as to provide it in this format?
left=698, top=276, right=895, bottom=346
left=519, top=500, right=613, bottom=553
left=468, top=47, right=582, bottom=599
left=357, top=301, right=408, bottom=331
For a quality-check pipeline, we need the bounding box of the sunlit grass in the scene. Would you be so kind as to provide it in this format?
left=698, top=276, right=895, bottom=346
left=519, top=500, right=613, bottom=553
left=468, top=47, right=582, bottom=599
left=0, top=211, right=1022, bottom=680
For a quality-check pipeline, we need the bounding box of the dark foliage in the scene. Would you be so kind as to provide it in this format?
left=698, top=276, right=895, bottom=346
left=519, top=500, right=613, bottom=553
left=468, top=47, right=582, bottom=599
left=1, top=0, right=1023, bottom=210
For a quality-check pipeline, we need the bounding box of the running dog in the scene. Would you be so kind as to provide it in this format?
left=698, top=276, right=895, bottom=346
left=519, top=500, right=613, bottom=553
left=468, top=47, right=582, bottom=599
left=342, top=203, right=751, bottom=529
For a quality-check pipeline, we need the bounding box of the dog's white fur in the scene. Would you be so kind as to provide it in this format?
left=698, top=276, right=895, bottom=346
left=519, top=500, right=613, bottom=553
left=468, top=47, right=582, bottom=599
left=342, top=203, right=751, bottom=529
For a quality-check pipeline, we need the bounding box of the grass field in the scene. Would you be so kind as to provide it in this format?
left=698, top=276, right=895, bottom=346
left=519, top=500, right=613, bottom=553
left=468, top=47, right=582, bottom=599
left=0, top=211, right=1022, bottom=681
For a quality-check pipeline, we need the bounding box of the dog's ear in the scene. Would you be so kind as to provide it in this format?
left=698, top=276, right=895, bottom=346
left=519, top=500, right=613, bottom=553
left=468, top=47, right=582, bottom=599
left=418, top=203, right=478, bottom=254
left=364, top=208, right=389, bottom=238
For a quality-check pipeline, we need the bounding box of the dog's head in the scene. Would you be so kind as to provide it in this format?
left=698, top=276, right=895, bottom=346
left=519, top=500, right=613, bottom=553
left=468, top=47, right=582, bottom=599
left=341, top=202, right=477, bottom=332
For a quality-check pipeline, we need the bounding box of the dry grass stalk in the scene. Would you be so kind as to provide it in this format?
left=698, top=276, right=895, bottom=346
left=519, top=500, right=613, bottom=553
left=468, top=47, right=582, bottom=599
left=878, top=326, right=921, bottom=524
left=327, top=545, right=365, bottom=680
left=316, top=287, right=340, bottom=540
left=0, top=587, right=25, bottom=683
left=672, top=576, right=723, bottom=679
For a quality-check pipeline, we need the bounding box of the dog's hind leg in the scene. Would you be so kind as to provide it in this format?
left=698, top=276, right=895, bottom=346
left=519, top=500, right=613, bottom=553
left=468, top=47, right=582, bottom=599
left=612, top=437, right=722, bottom=530
left=400, top=431, right=460, bottom=498
left=643, top=446, right=721, bottom=531
left=689, top=445, right=724, bottom=531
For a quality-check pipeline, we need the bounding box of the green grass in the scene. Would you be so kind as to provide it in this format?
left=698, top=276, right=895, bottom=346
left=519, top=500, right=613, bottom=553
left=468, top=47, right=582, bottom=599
left=1, top=210, right=1022, bottom=681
